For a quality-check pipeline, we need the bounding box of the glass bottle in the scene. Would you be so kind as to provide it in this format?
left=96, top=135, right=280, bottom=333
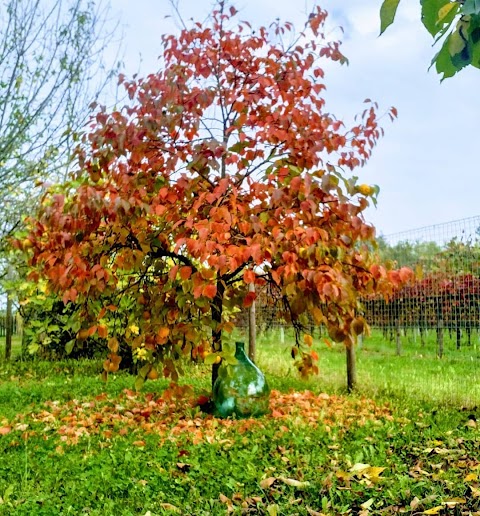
left=213, top=341, right=270, bottom=418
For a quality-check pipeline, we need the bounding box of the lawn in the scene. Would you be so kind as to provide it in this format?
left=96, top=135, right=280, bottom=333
left=0, top=330, right=479, bottom=515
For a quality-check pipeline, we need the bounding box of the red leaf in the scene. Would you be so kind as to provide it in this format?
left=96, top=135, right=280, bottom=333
left=243, top=291, right=257, bottom=308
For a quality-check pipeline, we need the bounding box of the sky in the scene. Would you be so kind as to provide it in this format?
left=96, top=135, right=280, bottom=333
left=109, top=0, right=479, bottom=238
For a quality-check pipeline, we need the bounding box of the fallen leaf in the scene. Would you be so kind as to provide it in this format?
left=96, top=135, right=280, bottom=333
left=278, top=476, right=311, bottom=489
left=266, top=505, right=279, bottom=516
left=335, top=470, right=351, bottom=482
left=468, top=486, right=480, bottom=498
left=219, top=493, right=232, bottom=505
left=361, top=498, right=374, bottom=510
left=0, top=426, right=11, bottom=436
left=410, top=496, right=420, bottom=509
left=132, top=440, right=146, bottom=447
left=422, top=506, right=443, bottom=515
left=466, top=473, right=479, bottom=482
left=350, top=463, right=370, bottom=473
left=364, top=466, right=386, bottom=483
left=260, top=477, right=276, bottom=489
left=306, top=508, right=326, bottom=516
left=443, top=498, right=466, bottom=507
left=159, top=503, right=181, bottom=513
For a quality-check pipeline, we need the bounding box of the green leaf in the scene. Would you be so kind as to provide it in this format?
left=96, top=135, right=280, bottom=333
left=463, top=0, right=480, bottom=15
left=220, top=352, right=238, bottom=365
left=449, top=27, right=467, bottom=55
left=139, top=364, right=151, bottom=378
left=471, top=15, right=480, bottom=43
left=28, top=343, right=40, bottom=354
left=380, top=0, right=402, bottom=34
left=432, top=36, right=460, bottom=79
left=449, top=17, right=473, bottom=69
left=471, top=38, right=480, bottom=67
left=65, top=339, right=75, bottom=355
left=134, top=376, right=145, bottom=391
left=229, top=141, right=251, bottom=153
left=204, top=353, right=220, bottom=365
left=437, top=2, right=460, bottom=24
left=421, top=0, right=451, bottom=36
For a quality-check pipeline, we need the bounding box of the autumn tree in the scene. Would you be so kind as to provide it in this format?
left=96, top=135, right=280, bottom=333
left=22, top=2, right=410, bottom=389
left=380, top=0, right=480, bottom=79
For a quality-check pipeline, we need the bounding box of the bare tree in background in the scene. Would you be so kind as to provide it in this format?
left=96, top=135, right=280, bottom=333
left=0, top=0, right=120, bottom=249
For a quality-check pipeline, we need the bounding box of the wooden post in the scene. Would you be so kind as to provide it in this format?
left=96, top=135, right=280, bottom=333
left=346, top=343, right=356, bottom=393
left=395, top=319, right=401, bottom=356
left=5, top=293, right=13, bottom=361
left=437, top=319, right=444, bottom=358
left=420, top=326, right=425, bottom=348
left=248, top=282, right=256, bottom=362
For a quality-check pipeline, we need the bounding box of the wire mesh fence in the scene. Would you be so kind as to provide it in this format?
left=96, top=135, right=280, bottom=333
left=244, top=216, right=480, bottom=406
left=364, top=215, right=480, bottom=352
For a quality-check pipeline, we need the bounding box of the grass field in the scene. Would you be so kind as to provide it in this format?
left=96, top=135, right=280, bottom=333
left=1, top=330, right=480, bottom=514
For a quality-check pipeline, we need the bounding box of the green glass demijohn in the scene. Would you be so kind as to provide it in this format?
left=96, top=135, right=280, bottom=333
left=213, top=341, right=270, bottom=418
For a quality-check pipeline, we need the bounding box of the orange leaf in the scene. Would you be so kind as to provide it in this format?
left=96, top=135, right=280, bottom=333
left=180, top=266, right=192, bottom=280
left=156, top=326, right=170, bottom=344
left=202, top=284, right=217, bottom=299
left=304, top=334, right=313, bottom=346
left=0, top=426, right=11, bottom=435
left=98, top=324, right=108, bottom=338
left=107, top=337, right=119, bottom=353
left=243, top=269, right=255, bottom=284
left=87, top=325, right=97, bottom=337
left=103, top=353, right=122, bottom=373
left=169, top=265, right=179, bottom=280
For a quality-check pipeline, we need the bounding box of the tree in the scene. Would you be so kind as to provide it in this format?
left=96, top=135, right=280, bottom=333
left=22, top=1, right=410, bottom=389
left=380, top=0, right=480, bottom=79
left=376, top=236, right=442, bottom=271
left=0, top=0, right=118, bottom=250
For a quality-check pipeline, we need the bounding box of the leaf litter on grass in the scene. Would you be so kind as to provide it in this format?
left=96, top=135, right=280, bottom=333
left=1, top=385, right=395, bottom=447
left=3, top=385, right=480, bottom=514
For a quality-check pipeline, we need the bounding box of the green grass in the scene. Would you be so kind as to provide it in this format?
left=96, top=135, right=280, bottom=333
left=254, top=327, right=480, bottom=407
left=0, top=330, right=480, bottom=515
left=0, top=336, right=22, bottom=360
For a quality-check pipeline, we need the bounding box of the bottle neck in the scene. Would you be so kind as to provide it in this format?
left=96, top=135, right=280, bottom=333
left=235, top=341, right=246, bottom=358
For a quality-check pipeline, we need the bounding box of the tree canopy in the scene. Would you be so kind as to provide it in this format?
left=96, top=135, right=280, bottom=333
left=20, top=1, right=412, bottom=387
left=380, top=0, right=480, bottom=79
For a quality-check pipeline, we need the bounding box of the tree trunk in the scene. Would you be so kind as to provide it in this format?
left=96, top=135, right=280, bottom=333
left=211, top=282, right=225, bottom=389
left=248, top=282, right=256, bottom=362
left=346, top=343, right=356, bottom=393
left=5, top=293, right=13, bottom=361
